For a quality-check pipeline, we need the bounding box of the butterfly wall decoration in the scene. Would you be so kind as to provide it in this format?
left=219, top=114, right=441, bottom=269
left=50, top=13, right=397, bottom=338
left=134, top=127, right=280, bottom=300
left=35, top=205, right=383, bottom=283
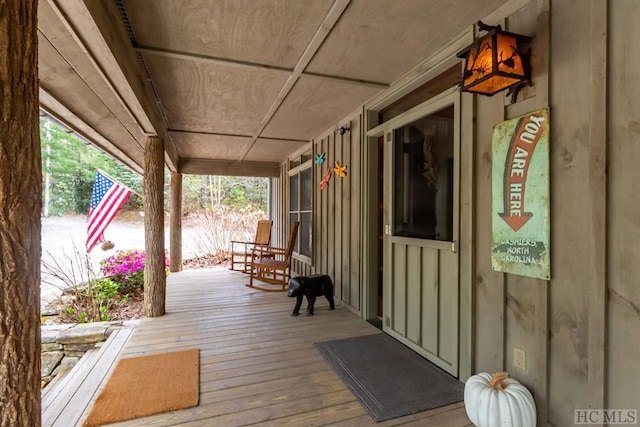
left=333, top=161, right=347, bottom=178
left=314, top=153, right=326, bottom=164
left=320, top=168, right=332, bottom=190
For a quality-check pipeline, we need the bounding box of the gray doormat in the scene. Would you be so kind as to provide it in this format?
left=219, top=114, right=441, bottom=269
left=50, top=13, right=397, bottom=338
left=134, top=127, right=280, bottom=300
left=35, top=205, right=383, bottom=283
left=314, top=333, right=464, bottom=422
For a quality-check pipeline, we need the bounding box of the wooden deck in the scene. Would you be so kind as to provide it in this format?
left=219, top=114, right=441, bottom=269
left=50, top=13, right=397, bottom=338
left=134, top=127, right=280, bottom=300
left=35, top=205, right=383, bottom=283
left=63, top=269, right=471, bottom=426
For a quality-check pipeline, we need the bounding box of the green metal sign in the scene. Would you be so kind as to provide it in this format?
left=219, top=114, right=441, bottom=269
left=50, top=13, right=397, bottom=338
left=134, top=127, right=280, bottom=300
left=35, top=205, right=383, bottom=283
left=491, top=108, right=550, bottom=280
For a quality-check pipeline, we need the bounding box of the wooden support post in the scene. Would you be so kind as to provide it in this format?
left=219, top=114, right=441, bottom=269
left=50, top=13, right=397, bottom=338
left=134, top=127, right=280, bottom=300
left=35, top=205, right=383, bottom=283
left=170, top=172, right=183, bottom=272
left=144, top=136, right=166, bottom=317
left=0, top=1, right=42, bottom=425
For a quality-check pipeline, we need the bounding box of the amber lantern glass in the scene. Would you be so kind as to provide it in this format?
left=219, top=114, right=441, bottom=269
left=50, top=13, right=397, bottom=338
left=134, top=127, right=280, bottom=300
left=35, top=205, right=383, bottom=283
left=457, top=25, right=531, bottom=96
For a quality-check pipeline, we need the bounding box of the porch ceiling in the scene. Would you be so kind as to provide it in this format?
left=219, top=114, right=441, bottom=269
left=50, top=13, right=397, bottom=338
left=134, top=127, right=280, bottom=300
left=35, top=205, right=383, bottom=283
left=36, top=0, right=506, bottom=176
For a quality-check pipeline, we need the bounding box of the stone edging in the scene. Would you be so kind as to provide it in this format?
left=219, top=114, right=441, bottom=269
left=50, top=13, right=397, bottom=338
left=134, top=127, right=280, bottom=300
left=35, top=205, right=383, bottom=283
left=40, top=319, right=140, bottom=389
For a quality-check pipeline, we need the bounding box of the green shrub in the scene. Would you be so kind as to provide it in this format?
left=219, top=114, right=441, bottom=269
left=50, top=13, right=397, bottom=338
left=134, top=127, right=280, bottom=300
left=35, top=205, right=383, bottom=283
left=72, top=277, right=120, bottom=322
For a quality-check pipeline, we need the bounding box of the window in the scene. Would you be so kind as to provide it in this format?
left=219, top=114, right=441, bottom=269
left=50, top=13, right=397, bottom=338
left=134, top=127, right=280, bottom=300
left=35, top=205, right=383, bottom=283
left=289, top=153, right=313, bottom=258
left=393, top=105, right=454, bottom=241
left=379, top=65, right=460, bottom=123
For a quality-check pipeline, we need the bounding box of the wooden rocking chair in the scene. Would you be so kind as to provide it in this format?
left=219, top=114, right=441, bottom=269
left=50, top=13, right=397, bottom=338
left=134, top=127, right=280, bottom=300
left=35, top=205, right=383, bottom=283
left=246, top=221, right=299, bottom=291
left=229, top=219, right=273, bottom=273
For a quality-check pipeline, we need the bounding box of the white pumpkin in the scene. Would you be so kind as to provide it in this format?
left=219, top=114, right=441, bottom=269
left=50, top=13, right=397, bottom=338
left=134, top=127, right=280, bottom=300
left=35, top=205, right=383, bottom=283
left=464, top=372, right=536, bottom=427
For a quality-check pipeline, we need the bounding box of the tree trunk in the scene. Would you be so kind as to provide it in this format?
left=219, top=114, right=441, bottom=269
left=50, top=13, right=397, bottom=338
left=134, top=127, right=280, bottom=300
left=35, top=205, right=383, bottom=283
left=200, top=175, right=206, bottom=209
left=44, top=121, right=51, bottom=217
left=170, top=172, right=183, bottom=272
left=144, top=136, right=166, bottom=317
left=0, top=1, right=42, bottom=426
left=208, top=175, right=214, bottom=210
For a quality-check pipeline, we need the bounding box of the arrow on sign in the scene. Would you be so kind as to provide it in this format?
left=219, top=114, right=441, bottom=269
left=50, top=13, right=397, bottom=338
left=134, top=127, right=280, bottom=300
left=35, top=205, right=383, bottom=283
left=499, top=113, right=546, bottom=232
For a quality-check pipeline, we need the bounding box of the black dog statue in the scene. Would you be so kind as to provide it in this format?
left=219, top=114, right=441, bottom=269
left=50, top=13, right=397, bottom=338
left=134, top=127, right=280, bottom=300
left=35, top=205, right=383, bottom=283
left=287, top=274, right=335, bottom=316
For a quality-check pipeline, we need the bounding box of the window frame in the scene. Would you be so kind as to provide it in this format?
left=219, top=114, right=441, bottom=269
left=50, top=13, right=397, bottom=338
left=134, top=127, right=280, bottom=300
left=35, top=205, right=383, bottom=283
left=288, top=150, right=313, bottom=263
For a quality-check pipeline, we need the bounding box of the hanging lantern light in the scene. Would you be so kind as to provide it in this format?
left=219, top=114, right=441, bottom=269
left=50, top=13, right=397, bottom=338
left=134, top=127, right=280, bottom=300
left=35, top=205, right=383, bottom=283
left=457, top=21, right=532, bottom=99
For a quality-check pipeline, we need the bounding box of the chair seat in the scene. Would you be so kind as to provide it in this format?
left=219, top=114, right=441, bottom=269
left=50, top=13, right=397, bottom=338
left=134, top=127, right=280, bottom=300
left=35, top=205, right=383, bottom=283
left=254, top=258, right=287, bottom=268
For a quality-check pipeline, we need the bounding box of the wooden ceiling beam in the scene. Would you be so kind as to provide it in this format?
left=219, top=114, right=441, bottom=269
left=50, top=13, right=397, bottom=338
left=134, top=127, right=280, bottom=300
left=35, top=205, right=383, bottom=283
left=168, top=128, right=308, bottom=144
left=135, top=44, right=388, bottom=89
left=302, top=72, right=388, bottom=89
left=239, top=0, right=352, bottom=162
left=135, top=45, right=292, bottom=74
left=179, top=159, right=280, bottom=178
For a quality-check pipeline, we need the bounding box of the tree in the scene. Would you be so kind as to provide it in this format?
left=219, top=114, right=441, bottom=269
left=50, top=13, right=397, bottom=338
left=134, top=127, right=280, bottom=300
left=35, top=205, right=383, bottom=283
left=181, top=174, right=268, bottom=213
left=0, top=1, right=42, bottom=425
left=223, top=176, right=268, bottom=210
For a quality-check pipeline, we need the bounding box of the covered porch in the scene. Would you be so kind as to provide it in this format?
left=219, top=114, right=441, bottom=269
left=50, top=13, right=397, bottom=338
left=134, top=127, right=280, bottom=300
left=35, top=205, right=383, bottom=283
left=43, top=269, right=469, bottom=426
left=4, top=0, right=640, bottom=426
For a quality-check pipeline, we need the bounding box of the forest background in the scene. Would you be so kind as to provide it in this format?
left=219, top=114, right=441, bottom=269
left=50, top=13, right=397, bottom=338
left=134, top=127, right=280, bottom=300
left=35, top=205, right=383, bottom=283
left=40, top=117, right=268, bottom=217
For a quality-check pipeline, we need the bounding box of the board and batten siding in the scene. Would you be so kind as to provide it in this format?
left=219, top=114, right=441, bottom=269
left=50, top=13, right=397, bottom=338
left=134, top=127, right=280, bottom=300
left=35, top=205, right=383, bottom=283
left=607, top=0, right=640, bottom=413
left=283, top=113, right=363, bottom=313
left=547, top=2, right=606, bottom=424
left=472, top=1, right=636, bottom=426
left=471, top=1, right=562, bottom=424
left=473, top=2, right=553, bottom=424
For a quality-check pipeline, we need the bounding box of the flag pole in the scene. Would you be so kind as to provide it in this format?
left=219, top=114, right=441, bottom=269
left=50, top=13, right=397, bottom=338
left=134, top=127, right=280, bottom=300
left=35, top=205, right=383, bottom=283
left=96, top=169, right=144, bottom=200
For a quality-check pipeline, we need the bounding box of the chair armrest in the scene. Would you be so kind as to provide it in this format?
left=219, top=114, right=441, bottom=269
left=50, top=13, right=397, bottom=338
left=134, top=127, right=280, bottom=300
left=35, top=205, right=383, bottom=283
left=251, top=245, right=286, bottom=258
left=251, top=242, right=270, bottom=249
left=230, top=240, right=256, bottom=253
left=231, top=240, right=255, bottom=245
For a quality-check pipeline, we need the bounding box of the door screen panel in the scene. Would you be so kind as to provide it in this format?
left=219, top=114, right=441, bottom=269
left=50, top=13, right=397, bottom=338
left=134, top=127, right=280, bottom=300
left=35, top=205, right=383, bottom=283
left=393, top=106, right=454, bottom=241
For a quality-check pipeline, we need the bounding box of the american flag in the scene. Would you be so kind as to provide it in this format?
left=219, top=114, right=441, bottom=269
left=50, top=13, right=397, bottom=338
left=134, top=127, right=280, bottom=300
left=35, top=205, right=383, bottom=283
left=86, top=170, right=132, bottom=253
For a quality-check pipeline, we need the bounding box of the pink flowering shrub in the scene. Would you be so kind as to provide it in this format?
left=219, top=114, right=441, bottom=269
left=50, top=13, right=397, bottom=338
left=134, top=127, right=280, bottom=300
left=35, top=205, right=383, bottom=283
left=100, top=249, right=170, bottom=292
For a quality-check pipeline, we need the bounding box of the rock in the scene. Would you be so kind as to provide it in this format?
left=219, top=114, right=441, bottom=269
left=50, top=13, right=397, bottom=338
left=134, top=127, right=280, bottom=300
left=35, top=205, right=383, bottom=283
left=123, top=319, right=142, bottom=328
left=42, top=317, right=63, bottom=326
left=52, top=356, right=81, bottom=377
left=41, top=343, right=63, bottom=352
left=41, top=324, right=74, bottom=344
left=41, top=305, right=58, bottom=316
left=41, top=351, right=64, bottom=376
left=74, top=321, right=110, bottom=329
left=64, top=351, right=86, bottom=358
left=63, top=343, right=96, bottom=353
left=41, top=331, right=57, bottom=345
left=41, top=376, right=53, bottom=389
left=56, top=324, right=107, bottom=344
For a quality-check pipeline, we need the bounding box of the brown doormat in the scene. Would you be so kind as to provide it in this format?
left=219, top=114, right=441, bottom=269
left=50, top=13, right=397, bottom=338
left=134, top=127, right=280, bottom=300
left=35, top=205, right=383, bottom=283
left=83, top=349, right=199, bottom=427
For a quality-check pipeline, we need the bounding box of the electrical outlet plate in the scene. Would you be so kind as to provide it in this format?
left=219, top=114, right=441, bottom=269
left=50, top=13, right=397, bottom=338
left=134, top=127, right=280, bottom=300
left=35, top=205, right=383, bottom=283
left=514, top=347, right=526, bottom=370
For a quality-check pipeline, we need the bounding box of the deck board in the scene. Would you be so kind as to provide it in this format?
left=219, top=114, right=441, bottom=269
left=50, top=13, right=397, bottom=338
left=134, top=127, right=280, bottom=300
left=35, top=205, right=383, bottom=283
left=66, top=269, right=470, bottom=426
left=43, top=327, right=133, bottom=427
